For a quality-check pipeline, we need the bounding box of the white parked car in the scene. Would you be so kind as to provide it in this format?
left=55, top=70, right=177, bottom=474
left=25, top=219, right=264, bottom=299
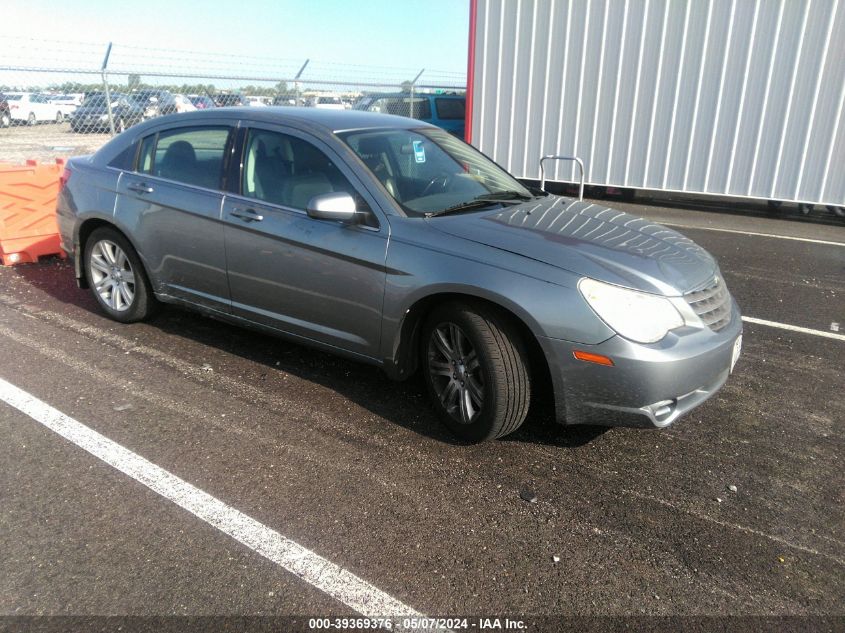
left=172, top=94, right=197, bottom=113
left=246, top=96, right=269, bottom=107
left=6, top=92, right=65, bottom=124
left=310, top=96, right=345, bottom=110
left=47, top=94, right=82, bottom=118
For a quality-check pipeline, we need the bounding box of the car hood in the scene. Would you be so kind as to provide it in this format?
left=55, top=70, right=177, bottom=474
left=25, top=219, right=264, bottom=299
left=426, top=195, right=718, bottom=295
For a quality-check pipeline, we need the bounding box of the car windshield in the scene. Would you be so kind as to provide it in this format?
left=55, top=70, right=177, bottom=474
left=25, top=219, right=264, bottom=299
left=338, top=127, right=535, bottom=216
left=5, top=94, right=22, bottom=101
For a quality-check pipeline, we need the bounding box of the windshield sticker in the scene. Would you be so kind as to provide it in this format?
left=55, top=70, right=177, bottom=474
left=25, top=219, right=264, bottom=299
left=413, top=140, right=426, bottom=163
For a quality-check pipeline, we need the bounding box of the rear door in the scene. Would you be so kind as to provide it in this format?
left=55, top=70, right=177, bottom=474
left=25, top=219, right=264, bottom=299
left=221, top=124, right=389, bottom=358
left=114, top=123, right=235, bottom=313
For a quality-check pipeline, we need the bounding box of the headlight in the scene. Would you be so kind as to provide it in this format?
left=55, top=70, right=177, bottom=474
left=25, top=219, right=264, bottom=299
left=578, top=278, right=684, bottom=344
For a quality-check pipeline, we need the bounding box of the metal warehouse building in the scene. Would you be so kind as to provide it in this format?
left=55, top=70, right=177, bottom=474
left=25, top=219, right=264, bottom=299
left=466, top=0, right=845, bottom=209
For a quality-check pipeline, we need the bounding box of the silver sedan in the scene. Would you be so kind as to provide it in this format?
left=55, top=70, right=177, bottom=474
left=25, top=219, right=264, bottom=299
left=56, top=108, right=742, bottom=442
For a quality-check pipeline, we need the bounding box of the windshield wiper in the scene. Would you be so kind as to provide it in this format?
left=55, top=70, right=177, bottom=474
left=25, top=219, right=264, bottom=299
left=426, top=191, right=534, bottom=218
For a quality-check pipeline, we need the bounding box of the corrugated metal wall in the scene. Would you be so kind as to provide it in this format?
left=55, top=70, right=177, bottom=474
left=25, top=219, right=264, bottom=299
left=471, top=0, right=845, bottom=206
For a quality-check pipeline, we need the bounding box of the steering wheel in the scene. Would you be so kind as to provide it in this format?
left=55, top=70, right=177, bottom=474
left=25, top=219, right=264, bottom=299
left=421, top=172, right=452, bottom=197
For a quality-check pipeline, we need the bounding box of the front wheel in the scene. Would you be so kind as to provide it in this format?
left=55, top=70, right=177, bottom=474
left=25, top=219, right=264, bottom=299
left=55, top=111, right=63, bottom=123
left=0, top=112, right=10, bottom=128
left=83, top=227, right=157, bottom=323
left=27, top=112, right=36, bottom=126
left=422, top=302, right=531, bottom=442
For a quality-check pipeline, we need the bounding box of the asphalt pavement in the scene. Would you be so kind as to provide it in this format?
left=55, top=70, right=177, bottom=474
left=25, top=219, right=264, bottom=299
left=0, top=202, right=842, bottom=632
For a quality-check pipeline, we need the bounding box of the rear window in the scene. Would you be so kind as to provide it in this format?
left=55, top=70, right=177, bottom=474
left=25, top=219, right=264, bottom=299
left=435, top=98, right=465, bottom=120
left=139, top=126, right=231, bottom=189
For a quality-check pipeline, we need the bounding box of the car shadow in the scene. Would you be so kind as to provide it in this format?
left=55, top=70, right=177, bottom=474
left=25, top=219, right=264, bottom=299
left=13, top=260, right=608, bottom=449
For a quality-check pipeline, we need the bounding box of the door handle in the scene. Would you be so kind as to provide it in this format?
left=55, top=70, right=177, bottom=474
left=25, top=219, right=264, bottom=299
left=230, top=207, right=264, bottom=222
left=127, top=183, right=154, bottom=194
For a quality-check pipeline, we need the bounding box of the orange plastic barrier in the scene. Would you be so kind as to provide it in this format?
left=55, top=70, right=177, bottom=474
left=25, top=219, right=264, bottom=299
left=0, top=158, right=67, bottom=266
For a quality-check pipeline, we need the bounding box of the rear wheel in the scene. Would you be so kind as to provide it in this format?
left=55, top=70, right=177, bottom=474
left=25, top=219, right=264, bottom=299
left=84, top=227, right=157, bottom=323
left=55, top=111, right=63, bottom=123
left=27, top=112, right=36, bottom=126
left=422, top=302, right=531, bottom=442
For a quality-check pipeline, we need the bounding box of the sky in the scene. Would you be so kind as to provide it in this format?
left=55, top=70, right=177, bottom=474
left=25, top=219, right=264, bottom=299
left=2, top=0, right=470, bottom=88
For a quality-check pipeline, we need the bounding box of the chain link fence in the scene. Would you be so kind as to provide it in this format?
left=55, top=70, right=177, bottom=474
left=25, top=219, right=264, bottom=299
left=0, top=36, right=466, bottom=162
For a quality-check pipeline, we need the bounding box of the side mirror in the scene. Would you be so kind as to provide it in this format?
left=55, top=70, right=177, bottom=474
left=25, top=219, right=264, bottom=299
left=306, top=192, right=358, bottom=223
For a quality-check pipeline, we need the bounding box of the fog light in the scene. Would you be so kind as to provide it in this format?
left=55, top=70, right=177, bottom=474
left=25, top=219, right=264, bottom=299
left=8, top=253, right=21, bottom=263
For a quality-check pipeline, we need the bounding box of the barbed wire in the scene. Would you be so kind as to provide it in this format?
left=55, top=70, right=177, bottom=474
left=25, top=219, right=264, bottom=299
left=0, top=36, right=466, bottom=87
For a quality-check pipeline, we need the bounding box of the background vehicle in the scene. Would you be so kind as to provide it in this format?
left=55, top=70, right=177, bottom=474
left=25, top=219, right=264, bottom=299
left=5, top=92, right=64, bottom=124
left=246, top=96, right=269, bottom=107
left=271, top=95, right=295, bottom=106
left=172, top=94, right=197, bottom=113
left=310, top=96, right=345, bottom=110
left=214, top=93, right=249, bottom=107
left=47, top=94, right=81, bottom=119
left=69, top=93, right=145, bottom=133
left=188, top=95, right=216, bottom=110
left=57, top=108, right=741, bottom=443
left=354, top=92, right=465, bottom=137
left=127, top=90, right=178, bottom=119
left=0, top=93, right=10, bottom=128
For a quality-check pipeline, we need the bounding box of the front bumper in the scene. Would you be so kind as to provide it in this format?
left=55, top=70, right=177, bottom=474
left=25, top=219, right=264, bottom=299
left=540, top=299, right=743, bottom=428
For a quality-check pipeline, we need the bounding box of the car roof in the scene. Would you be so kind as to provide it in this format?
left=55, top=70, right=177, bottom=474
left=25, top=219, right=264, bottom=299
left=143, top=106, right=437, bottom=134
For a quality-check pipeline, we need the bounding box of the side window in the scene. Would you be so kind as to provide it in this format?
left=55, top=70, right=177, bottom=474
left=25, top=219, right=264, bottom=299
left=108, top=141, right=137, bottom=171
left=137, top=134, right=156, bottom=174
left=435, top=98, right=465, bottom=120
left=242, top=129, right=360, bottom=211
left=152, top=126, right=230, bottom=189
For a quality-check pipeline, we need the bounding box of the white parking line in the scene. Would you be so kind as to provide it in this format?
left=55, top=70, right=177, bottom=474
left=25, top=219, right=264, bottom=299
left=659, top=223, right=845, bottom=246
left=742, top=316, right=845, bottom=341
left=0, top=376, right=423, bottom=620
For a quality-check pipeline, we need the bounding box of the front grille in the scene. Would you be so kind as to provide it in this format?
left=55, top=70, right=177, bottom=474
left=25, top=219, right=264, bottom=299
left=685, top=275, right=733, bottom=332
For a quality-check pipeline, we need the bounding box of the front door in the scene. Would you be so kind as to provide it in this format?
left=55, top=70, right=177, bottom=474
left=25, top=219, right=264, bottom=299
left=221, top=125, right=388, bottom=358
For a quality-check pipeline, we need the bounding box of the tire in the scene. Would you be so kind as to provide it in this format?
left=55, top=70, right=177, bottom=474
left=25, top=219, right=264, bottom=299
left=421, top=302, right=531, bottom=442
left=55, top=111, right=63, bottom=123
left=83, top=227, right=158, bottom=323
left=0, top=112, right=9, bottom=128
left=116, top=117, right=125, bottom=133
left=27, top=112, right=36, bottom=126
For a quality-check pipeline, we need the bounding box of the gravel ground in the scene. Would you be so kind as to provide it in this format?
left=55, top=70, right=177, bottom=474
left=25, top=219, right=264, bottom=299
left=0, top=121, right=110, bottom=164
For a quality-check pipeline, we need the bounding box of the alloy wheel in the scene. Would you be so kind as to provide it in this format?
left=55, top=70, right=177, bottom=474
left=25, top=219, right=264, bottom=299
left=89, top=240, right=136, bottom=312
left=427, top=322, right=485, bottom=425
